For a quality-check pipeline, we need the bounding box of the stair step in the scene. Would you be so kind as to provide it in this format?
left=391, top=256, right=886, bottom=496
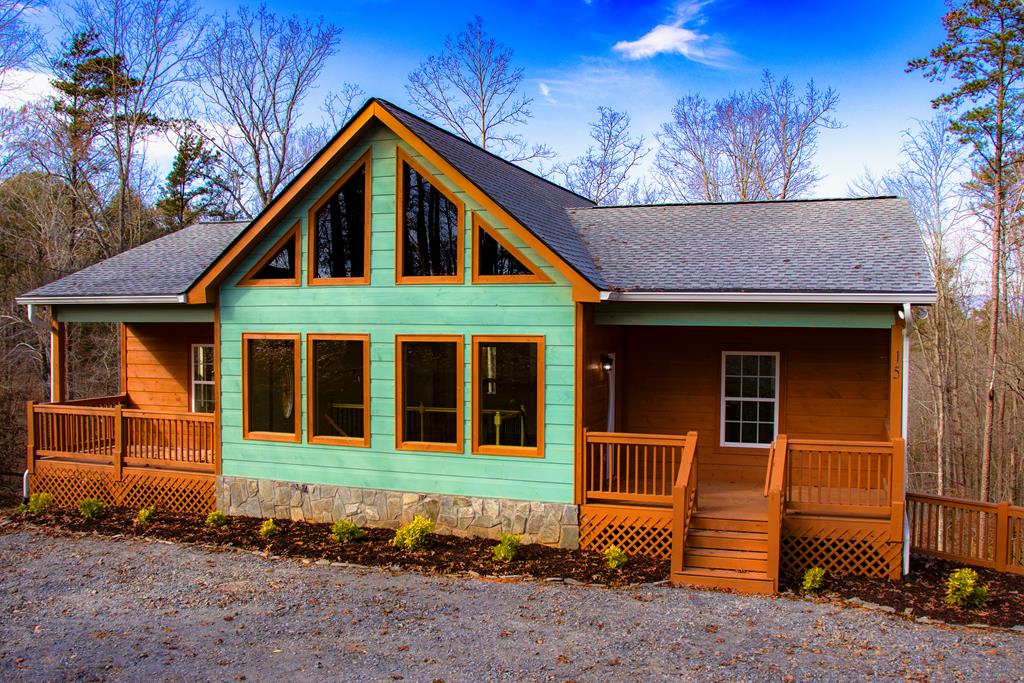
left=685, top=550, right=768, bottom=572
left=673, top=567, right=775, bottom=594
left=687, top=529, right=768, bottom=552
left=690, top=516, right=768, bottom=533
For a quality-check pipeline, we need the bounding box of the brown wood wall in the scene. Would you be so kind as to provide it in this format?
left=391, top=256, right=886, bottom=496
left=586, top=324, right=892, bottom=484
left=124, top=323, right=214, bottom=412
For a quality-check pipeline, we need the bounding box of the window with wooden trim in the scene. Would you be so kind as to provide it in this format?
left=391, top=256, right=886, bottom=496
left=471, top=218, right=550, bottom=284
left=242, top=333, right=301, bottom=441
left=396, top=336, right=463, bottom=452
left=190, top=343, right=215, bottom=413
left=239, top=224, right=300, bottom=286
left=472, top=336, right=544, bottom=457
left=397, top=151, right=463, bottom=283
left=307, top=334, right=370, bottom=446
left=309, top=153, right=370, bottom=284
left=721, top=352, right=779, bottom=448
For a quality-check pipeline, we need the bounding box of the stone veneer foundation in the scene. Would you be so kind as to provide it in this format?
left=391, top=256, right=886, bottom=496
left=217, top=476, right=580, bottom=549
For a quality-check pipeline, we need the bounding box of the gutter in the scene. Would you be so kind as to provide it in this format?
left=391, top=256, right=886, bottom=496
left=599, top=291, right=937, bottom=305
left=15, top=293, right=188, bottom=306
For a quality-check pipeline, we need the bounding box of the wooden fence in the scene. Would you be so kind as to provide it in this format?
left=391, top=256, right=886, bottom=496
left=582, top=430, right=691, bottom=506
left=908, top=493, right=1024, bottom=575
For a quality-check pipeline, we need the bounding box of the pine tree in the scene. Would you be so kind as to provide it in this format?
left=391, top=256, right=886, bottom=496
left=156, top=126, right=235, bottom=231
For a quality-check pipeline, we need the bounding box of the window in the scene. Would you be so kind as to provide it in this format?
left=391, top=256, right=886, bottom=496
left=471, top=218, right=550, bottom=284
left=397, top=150, right=464, bottom=283
left=239, top=224, right=300, bottom=286
left=721, top=352, right=779, bottom=448
left=242, top=333, right=301, bottom=441
left=472, top=336, right=544, bottom=457
left=307, top=334, right=370, bottom=446
left=309, top=154, right=370, bottom=284
left=191, top=344, right=215, bottom=413
left=396, top=336, right=463, bottom=452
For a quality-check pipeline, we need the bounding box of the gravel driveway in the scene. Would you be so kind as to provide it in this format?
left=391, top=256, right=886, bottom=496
left=0, top=528, right=1021, bottom=682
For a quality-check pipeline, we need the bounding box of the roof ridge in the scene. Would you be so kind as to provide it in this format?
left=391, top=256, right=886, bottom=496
left=582, top=195, right=901, bottom=210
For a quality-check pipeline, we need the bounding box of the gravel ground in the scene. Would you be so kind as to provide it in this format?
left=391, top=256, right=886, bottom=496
left=0, top=528, right=1021, bottom=682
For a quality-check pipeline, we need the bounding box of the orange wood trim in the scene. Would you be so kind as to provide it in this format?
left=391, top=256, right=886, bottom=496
left=373, top=103, right=599, bottom=302
left=471, top=214, right=552, bottom=285
left=888, top=319, right=905, bottom=439
left=212, top=305, right=222, bottom=474
left=50, top=316, right=66, bottom=403
left=306, top=333, right=371, bottom=448
left=237, top=222, right=301, bottom=287
left=394, top=334, right=464, bottom=453
left=394, top=146, right=465, bottom=285
left=241, top=332, right=302, bottom=443
left=119, top=323, right=127, bottom=395
left=26, top=401, right=35, bottom=474
left=470, top=335, right=545, bottom=458
left=573, top=303, right=584, bottom=505
left=306, top=149, right=373, bottom=286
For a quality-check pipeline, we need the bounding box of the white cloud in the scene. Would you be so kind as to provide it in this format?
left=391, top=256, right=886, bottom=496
left=613, top=1, right=733, bottom=67
left=0, top=69, right=53, bottom=108
left=538, top=82, right=555, bottom=103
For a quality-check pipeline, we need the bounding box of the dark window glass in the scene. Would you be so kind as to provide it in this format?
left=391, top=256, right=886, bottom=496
left=478, top=342, right=538, bottom=448
left=402, top=341, right=458, bottom=443
left=253, top=237, right=295, bottom=280
left=401, top=162, right=459, bottom=277
left=314, top=166, right=366, bottom=279
left=246, top=338, right=296, bottom=434
left=722, top=353, right=777, bottom=446
left=478, top=228, right=532, bottom=277
left=311, top=339, right=365, bottom=440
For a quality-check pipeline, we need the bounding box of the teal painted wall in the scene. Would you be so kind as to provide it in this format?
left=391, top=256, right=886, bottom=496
left=57, top=304, right=214, bottom=323
left=594, top=303, right=898, bottom=329
left=218, top=125, right=577, bottom=504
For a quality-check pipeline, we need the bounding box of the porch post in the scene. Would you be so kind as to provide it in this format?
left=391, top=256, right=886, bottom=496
left=50, top=313, right=67, bottom=404
left=887, top=318, right=905, bottom=439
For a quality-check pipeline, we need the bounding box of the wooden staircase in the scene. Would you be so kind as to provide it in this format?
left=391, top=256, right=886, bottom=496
left=673, top=513, right=776, bottom=594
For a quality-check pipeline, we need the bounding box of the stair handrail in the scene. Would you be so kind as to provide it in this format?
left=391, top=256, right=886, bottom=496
left=670, top=431, right=700, bottom=579
left=765, top=434, right=788, bottom=591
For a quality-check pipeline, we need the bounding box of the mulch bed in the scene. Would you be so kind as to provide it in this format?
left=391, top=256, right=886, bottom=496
left=782, top=555, right=1024, bottom=629
left=3, top=507, right=669, bottom=588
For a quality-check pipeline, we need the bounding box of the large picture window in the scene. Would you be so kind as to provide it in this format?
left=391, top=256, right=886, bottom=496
left=309, top=154, right=370, bottom=284
left=396, top=336, right=463, bottom=452
left=472, top=336, right=544, bottom=457
left=307, top=334, right=370, bottom=447
left=397, top=150, right=463, bottom=283
left=190, top=343, right=215, bottom=413
left=243, top=333, right=301, bottom=441
left=721, top=352, right=779, bottom=448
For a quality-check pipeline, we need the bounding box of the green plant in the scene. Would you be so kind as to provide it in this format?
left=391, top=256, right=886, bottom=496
left=205, top=510, right=228, bottom=528
left=135, top=506, right=155, bottom=527
left=802, top=567, right=827, bottom=595
left=392, top=515, right=433, bottom=552
left=77, top=497, right=105, bottom=520
left=945, top=567, right=989, bottom=608
left=603, top=544, right=628, bottom=570
left=492, top=534, right=521, bottom=562
left=330, top=519, right=366, bottom=544
left=259, top=518, right=278, bottom=539
left=27, top=492, right=55, bottom=514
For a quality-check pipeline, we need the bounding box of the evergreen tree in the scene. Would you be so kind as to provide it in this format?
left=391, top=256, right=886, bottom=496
left=157, top=126, right=235, bottom=231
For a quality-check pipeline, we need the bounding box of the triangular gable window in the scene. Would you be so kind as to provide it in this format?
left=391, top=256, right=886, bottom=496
left=472, top=218, right=550, bottom=283
left=239, top=224, right=300, bottom=286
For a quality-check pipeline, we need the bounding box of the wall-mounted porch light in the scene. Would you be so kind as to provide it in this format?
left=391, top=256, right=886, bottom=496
left=600, top=354, right=614, bottom=372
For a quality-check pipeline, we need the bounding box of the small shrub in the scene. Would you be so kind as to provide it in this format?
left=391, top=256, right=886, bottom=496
left=135, top=506, right=155, bottom=527
left=802, top=567, right=827, bottom=595
left=603, top=544, right=628, bottom=570
left=77, top=498, right=105, bottom=520
left=330, top=519, right=366, bottom=544
left=945, top=567, right=989, bottom=608
left=205, top=510, right=228, bottom=528
left=492, top=534, right=521, bottom=562
left=258, top=518, right=278, bottom=539
left=27, top=492, right=55, bottom=514
left=392, top=515, right=433, bottom=552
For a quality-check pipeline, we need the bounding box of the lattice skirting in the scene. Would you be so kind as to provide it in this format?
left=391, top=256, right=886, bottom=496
left=579, top=504, right=673, bottom=558
left=30, top=461, right=215, bottom=514
left=782, top=517, right=902, bottom=579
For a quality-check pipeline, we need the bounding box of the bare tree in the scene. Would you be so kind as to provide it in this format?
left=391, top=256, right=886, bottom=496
left=552, top=107, right=648, bottom=205
left=407, top=16, right=551, bottom=163
left=188, top=4, right=343, bottom=216
left=654, top=71, right=840, bottom=202
left=0, top=0, right=45, bottom=87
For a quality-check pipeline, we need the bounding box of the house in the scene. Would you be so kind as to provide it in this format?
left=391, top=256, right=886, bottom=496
left=16, top=98, right=935, bottom=593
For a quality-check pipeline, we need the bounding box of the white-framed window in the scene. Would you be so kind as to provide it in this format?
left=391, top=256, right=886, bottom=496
left=191, top=343, right=216, bottom=413
left=720, top=351, right=779, bottom=448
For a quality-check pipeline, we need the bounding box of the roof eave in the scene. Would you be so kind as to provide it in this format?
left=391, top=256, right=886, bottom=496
left=600, top=291, right=937, bottom=305
left=15, top=293, right=189, bottom=306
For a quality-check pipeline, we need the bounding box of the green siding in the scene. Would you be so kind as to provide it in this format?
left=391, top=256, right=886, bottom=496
left=594, top=302, right=898, bottom=329
left=218, top=127, right=577, bottom=504
left=56, top=304, right=214, bottom=323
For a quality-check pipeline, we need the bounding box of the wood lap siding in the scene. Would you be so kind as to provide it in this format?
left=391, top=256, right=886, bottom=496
left=125, top=323, right=213, bottom=412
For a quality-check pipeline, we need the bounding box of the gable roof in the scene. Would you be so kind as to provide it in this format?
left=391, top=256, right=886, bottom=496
left=568, top=197, right=935, bottom=301
left=17, top=221, right=248, bottom=304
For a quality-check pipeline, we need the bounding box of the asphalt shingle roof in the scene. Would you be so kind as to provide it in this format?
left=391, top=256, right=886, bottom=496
left=567, top=197, right=934, bottom=294
left=19, top=221, right=248, bottom=300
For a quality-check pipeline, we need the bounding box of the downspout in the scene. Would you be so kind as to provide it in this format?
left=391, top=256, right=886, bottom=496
left=902, top=303, right=912, bottom=575
left=23, top=470, right=29, bottom=503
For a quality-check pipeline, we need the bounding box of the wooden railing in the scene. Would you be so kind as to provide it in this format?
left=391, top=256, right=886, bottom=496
left=582, top=430, right=692, bottom=506
left=764, top=435, right=789, bottom=590
left=908, top=493, right=1024, bottom=575
left=669, top=431, right=699, bottom=578
left=783, top=438, right=902, bottom=518
left=27, top=401, right=215, bottom=478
